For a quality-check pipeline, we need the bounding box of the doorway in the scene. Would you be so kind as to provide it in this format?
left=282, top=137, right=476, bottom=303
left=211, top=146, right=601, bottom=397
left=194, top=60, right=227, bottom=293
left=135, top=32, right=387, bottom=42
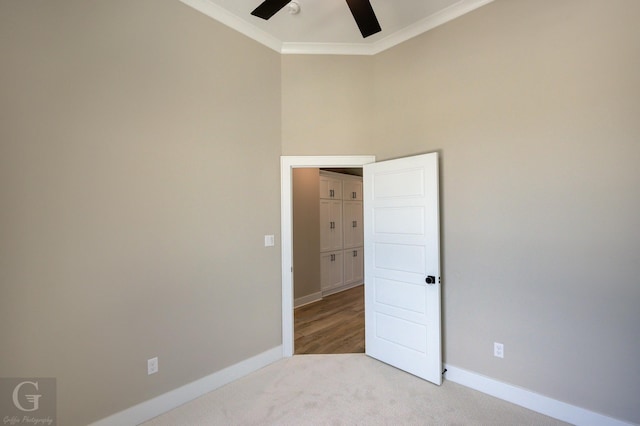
left=280, top=156, right=376, bottom=357
left=282, top=153, right=443, bottom=385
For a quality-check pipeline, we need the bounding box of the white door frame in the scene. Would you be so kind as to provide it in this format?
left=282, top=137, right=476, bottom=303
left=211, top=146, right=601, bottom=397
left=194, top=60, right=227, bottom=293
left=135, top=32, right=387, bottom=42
left=280, top=155, right=376, bottom=357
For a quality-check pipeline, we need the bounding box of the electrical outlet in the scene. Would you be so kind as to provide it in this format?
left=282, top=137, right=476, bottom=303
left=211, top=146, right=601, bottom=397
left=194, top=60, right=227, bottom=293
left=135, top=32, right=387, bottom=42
left=147, top=357, right=158, bottom=375
left=494, top=342, right=504, bottom=358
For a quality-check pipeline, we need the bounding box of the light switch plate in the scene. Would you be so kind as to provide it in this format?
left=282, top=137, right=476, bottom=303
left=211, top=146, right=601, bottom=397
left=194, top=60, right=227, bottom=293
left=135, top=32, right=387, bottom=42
left=264, top=235, right=275, bottom=247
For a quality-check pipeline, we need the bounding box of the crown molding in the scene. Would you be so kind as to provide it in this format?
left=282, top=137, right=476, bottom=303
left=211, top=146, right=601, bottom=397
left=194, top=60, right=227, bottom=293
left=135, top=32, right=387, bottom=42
left=369, top=0, right=495, bottom=55
left=280, top=42, right=377, bottom=56
left=180, top=0, right=494, bottom=56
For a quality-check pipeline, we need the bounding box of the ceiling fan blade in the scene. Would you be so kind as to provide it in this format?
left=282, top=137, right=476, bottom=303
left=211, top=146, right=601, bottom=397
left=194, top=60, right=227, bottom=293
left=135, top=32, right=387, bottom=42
left=251, top=0, right=291, bottom=20
left=345, top=0, right=381, bottom=38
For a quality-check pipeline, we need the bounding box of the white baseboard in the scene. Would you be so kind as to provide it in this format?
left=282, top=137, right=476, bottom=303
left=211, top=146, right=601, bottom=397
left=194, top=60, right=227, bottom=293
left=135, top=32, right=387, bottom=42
left=90, top=346, right=283, bottom=426
left=444, top=364, right=634, bottom=426
left=294, top=291, right=322, bottom=308
left=322, top=281, right=363, bottom=297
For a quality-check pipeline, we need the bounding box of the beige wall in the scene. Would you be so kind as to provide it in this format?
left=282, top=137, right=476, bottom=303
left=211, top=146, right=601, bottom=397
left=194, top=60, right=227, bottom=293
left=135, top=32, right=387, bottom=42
left=372, top=1, right=640, bottom=422
left=292, top=168, right=320, bottom=300
left=283, top=0, right=640, bottom=423
left=0, top=1, right=281, bottom=425
left=281, top=55, right=374, bottom=155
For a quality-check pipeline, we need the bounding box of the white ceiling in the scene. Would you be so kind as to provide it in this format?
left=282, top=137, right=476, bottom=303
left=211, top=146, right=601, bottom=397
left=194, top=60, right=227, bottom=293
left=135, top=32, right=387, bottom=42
left=179, top=0, right=494, bottom=55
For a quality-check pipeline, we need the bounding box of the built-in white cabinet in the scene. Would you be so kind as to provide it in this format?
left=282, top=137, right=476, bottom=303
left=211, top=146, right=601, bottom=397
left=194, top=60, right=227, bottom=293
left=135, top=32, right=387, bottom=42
left=319, top=171, right=364, bottom=295
left=320, top=251, right=344, bottom=293
left=319, top=175, right=343, bottom=200
left=343, top=247, right=364, bottom=287
left=343, top=200, right=363, bottom=249
left=319, top=199, right=343, bottom=252
left=343, top=179, right=362, bottom=201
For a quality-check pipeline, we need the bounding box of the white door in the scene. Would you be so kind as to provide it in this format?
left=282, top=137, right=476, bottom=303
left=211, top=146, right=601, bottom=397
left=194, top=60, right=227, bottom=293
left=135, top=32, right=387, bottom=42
left=364, top=152, right=442, bottom=385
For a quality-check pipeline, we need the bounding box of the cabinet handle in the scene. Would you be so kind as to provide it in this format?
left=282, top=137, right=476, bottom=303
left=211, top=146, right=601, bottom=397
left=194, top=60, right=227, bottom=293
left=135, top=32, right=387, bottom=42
left=353, top=250, right=357, bottom=257
left=353, top=191, right=356, bottom=199
left=330, top=189, right=334, bottom=198
left=353, top=220, right=357, bottom=228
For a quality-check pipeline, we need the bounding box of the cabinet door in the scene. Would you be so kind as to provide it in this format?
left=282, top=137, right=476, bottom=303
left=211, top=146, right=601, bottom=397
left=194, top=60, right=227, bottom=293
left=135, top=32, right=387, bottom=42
left=320, top=251, right=343, bottom=292
left=343, top=179, right=363, bottom=201
left=320, top=199, right=343, bottom=252
left=319, top=176, right=343, bottom=200
left=344, top=247, right=364, bottom=286
left=343, top=200, right=363, bottom=249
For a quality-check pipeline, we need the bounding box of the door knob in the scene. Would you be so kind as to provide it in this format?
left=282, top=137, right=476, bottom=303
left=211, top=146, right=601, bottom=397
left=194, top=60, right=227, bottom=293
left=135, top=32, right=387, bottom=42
left=425, top=276, right=436, bottom=284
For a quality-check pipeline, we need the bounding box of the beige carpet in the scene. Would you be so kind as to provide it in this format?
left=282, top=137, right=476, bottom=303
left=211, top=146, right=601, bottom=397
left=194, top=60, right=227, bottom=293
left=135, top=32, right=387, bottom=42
left=143, top=354, right=568, bottom=425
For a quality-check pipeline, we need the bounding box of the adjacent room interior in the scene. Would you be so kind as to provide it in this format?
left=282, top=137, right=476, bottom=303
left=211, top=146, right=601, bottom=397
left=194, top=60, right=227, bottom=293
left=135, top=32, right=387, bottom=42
left=292, top=167, right=365, bottom=355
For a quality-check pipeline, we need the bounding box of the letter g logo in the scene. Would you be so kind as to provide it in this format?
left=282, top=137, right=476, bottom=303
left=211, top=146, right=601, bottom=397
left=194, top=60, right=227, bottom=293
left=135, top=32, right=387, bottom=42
left=12, top=381, right=42, bottom=412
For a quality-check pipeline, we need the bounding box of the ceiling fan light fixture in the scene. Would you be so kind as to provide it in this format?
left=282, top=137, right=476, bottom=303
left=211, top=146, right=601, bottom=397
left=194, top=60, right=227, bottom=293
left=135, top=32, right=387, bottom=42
left=251, top=0, right=380, bottom=38
left=288, top=1, right=300, bottom=15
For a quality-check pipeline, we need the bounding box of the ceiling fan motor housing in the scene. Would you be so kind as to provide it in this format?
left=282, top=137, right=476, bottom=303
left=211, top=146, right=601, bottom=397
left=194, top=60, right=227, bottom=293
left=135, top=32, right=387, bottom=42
left=288, top=1, right=300, bottom=15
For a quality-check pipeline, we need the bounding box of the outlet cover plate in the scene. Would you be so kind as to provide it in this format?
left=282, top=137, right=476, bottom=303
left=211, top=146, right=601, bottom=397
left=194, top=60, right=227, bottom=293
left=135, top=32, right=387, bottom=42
left=148, top=357, right=158, bottom=375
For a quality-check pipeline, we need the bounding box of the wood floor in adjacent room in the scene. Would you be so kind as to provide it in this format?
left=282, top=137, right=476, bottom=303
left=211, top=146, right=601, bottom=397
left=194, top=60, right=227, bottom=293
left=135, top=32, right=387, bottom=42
left=294, top=284, right=364, bottom=354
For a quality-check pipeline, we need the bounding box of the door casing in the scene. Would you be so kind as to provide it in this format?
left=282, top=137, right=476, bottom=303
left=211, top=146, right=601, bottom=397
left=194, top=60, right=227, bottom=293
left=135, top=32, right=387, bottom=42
left=280, top=155, right=376, bottom=357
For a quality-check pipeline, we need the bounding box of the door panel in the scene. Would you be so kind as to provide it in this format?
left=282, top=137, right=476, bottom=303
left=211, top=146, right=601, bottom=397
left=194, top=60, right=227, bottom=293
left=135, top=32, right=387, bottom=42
left=374, top=243, right=425, bottom=274
left=375, top=313, right=427, bottom=353
left=372, top=168, right=425, bottom=198
left=364, top=152, right=441, bottom=385
left=374, top=207, right=425, bottom=235
left=375, top=278, right=426, bottom=314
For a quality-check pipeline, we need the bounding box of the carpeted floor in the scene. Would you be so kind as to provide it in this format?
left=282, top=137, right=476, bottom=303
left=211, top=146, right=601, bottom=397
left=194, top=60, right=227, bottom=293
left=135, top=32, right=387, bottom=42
left=143, top=354, right=568, bottom=425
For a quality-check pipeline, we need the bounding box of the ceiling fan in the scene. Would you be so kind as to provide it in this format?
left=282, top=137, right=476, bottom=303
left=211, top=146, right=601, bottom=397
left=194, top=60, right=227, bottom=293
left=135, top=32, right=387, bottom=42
left=251, top=0, right=382, bottom=38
